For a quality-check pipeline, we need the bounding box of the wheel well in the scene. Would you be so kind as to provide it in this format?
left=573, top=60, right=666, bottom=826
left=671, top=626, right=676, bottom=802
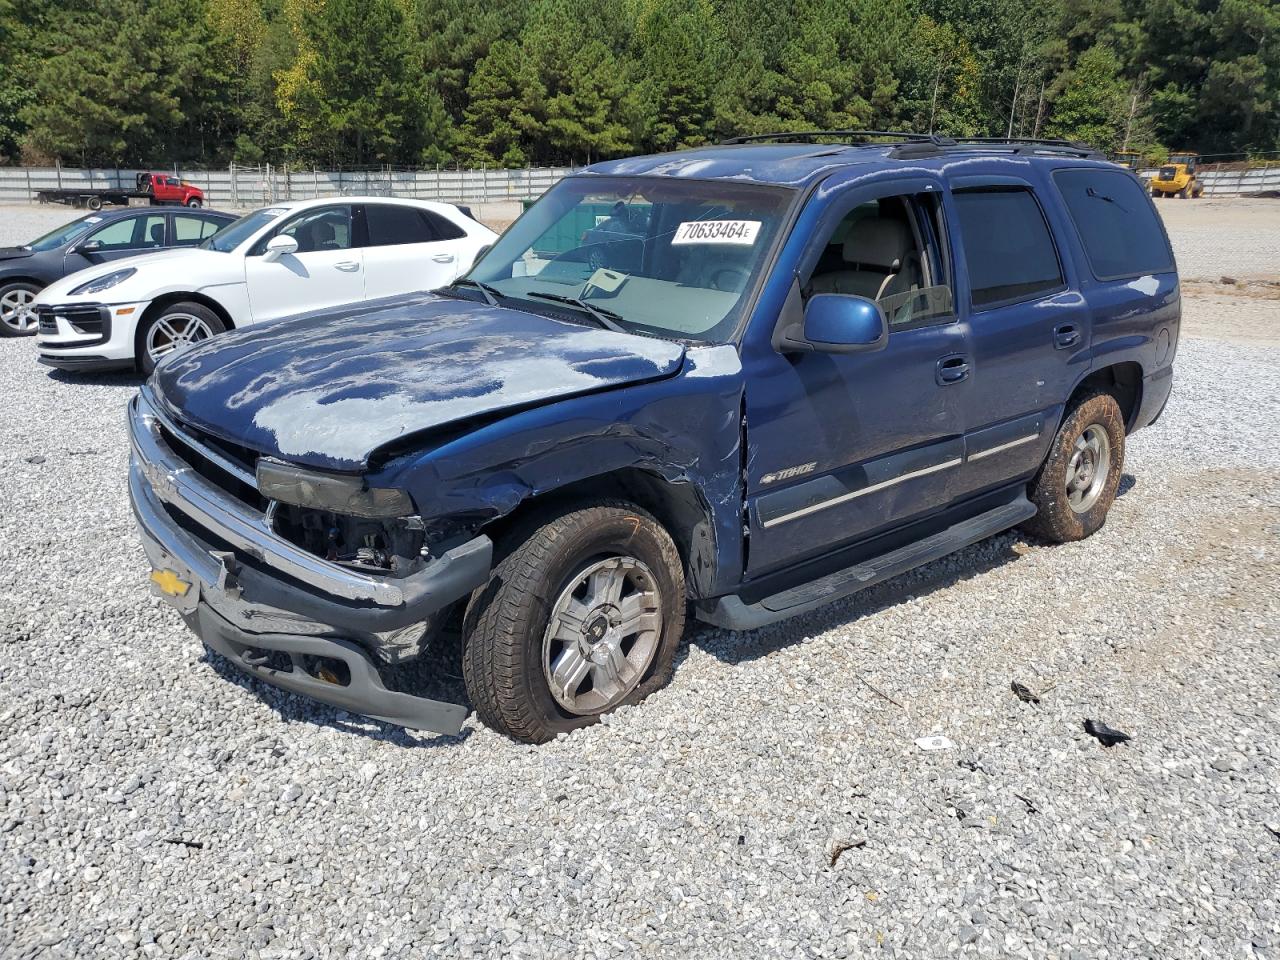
left=1071, top=362, right=1143, bottom=431
left=0, top=276, right=46, bottom=291
left=140, top=292, right=235, bottom=331
left=481, top=469, right=716, bottom=596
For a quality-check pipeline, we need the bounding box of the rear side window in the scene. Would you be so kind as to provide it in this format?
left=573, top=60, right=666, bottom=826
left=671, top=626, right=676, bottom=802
left=422, top=210, right=466, bottom=241
left=173, top=214, right=221, bottom=246
left=366, top=205, right=434, bottom=246
left=1053, top=169, right=1174, bottom=279
left=365, top=205, right=467, bottom=246
left=952, top=188, right=1064, bottom=308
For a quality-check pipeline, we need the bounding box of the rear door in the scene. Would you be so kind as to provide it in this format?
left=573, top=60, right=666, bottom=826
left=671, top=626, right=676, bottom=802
left=243, top=204, right=364, bottom=324
left=743, top=175, right=968, bottom=575
left=359, top=203, right=468, bottom=297
left=943, top=174, right=1090, bottom=498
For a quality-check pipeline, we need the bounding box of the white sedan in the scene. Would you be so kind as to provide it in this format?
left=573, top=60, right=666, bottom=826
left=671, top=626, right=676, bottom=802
left=34, top=197, right=497, bottom=374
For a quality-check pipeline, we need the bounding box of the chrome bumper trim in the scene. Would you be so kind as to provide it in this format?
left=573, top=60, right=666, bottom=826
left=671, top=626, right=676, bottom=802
left=128, top=390, right=404, bottom=606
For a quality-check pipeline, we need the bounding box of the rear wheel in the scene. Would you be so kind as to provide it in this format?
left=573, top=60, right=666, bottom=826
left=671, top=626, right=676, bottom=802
left=137, top=301, right=225, bottom=375
left=0, top=281, right=41, bottom=337
left=462, top=502, right=685, bottom=743
left=1023, top=391, right=1125, bottom=543
left=86, top=196, right=102, bottom=211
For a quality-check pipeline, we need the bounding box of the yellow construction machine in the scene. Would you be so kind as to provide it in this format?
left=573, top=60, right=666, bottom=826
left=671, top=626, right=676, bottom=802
left=1149, top=152, right=1204, bottom=198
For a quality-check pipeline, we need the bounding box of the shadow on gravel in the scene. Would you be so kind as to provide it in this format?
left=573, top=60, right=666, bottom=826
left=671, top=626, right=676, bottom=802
left=690, top=477, right=1140, bottom=665
left=686, top=530, right=1028, bottom=666
left=199, top=634, right=474, bottom=749
left=45, top=368, right=144, bottom=388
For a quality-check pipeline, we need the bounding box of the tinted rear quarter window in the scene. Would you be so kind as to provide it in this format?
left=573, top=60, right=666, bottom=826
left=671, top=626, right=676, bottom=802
left=952, top=187, right=1064, bottom=308
left=365, top=205, right=468, bottom=246
left=1053, top=168, right=1174, bottom=279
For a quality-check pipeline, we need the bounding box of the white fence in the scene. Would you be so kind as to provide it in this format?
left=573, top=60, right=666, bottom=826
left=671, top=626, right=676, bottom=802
left=3, top=160, right=1276, bottom=207
left=1138, top=164, right=1280, bottom=196
left=0, top=164, right=576, bottom=207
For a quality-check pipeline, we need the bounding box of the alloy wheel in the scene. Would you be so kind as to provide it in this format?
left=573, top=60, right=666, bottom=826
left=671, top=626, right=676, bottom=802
left=1065, top=424, right=1111, bottom=514
left=541, top=556, right=663, bottom=715
left=0, top=288, right=37, bottom=334
left=146, top=312, right=214, bottom=364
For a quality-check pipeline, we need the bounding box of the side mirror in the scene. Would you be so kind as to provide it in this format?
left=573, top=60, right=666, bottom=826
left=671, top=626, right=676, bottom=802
left=801, top=293, right=888, bottom=354
left=262, top=234, right=298, bottom=262
left=77, top=239, right=102, bottom=254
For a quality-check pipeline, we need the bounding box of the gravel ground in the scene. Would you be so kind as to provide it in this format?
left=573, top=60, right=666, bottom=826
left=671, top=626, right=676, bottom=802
left=2, top=202, right=1279, bottom=959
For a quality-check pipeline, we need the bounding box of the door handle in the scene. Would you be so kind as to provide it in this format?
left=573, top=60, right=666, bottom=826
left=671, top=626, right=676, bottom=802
left=431, top=253, right=455, bottom=263
left=334, top=260, right=360, bottom=271
left=1054, top=323, right=1081, bottom=349
left=936, top=355, right=970, bottom=385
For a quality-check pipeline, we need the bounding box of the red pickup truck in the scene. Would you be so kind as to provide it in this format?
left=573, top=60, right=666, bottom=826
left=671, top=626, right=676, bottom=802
left=137, top=173, right=205, bottom=207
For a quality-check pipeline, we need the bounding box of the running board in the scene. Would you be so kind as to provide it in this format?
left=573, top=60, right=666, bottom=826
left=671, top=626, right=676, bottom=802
left=697, top=495, right=1037, bottom=631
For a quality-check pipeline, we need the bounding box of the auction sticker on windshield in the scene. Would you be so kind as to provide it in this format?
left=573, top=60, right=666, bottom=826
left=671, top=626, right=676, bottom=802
left=671, top=220, right=761, bottom=245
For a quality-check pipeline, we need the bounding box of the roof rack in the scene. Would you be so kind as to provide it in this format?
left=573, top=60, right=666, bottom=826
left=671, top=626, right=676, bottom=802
left=720, top=130, right=957, bottom=146
left=719, top=131, right=1106, bottom=161
left=949, top=137, right=1104, bottom=159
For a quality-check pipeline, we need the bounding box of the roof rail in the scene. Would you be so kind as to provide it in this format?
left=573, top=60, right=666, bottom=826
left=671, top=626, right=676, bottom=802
left=721, top=130, right=957, bottom=146
left=949, top=137, right=1104, bottom=159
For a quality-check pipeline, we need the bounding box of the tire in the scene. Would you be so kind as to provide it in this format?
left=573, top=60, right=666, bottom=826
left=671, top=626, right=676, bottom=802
left=1151, top=187, right=1160, bottom=197
left=1178, top=186, right=1189, bottom=199
left=462, top=501, right=686, bottom=743
left=186, top=198, right=202, bottom=208
left=1023, top=391, right=1125, bottom=543
left=0, top=281, right=41, bottom=337
left=86, top=196, right=102, bottom=211
left=136, top=301, right=226, bottom=375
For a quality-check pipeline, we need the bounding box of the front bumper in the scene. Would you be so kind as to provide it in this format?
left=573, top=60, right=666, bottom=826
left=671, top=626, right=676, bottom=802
left=37, top=300, right=147, bottom=369
left=128, top=388, right=492, bottom=734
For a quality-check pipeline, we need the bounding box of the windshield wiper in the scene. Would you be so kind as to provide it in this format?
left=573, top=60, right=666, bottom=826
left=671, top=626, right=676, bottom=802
left=524, top=291, right=627, bottom=333
left=449, top=278, right=502, bottom=306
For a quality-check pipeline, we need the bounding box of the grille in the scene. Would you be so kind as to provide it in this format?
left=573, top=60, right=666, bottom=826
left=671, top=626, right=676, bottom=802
left=37, top=304, right=107, bottom=338
left=158, top=417, right=267, bottom=511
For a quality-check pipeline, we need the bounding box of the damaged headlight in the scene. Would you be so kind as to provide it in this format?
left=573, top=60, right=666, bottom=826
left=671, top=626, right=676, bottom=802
left=70, top=267, right=136, bottom=295
left=256, top=460, right=414, bottom=518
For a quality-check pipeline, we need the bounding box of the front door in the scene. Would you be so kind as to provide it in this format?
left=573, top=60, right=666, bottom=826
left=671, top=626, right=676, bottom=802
left=65, top=213, right=167, bottom=271
left=743, top=176, right=968, bottom=575
left=243, top=204, right=364, bottom=324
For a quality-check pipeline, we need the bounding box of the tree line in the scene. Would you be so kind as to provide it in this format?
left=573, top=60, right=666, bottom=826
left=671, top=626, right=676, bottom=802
left=0, top=0, right=1276, bottom=169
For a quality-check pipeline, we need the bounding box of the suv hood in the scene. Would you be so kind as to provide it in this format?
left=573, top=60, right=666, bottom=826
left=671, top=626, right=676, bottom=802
left=153, top=293, right=687, bottom=472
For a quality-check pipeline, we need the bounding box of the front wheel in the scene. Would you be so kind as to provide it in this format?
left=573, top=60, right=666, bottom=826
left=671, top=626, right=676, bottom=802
left=0, top=281, right=41, bottom=337
left=186, top=198, right=202, bottom=208
left=137, top=301, right=225, bottom=375
left=1023, top=391, right=1125, bottom=543
left=462, top=502, right=686, bottom=743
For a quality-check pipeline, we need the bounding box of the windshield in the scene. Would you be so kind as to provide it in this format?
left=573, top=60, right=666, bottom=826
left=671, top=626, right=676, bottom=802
left=24, top=215, right=101, bottom=252
left=467, top=176, right=794, bottom=343
left=200, top=207, right=288, bottom=252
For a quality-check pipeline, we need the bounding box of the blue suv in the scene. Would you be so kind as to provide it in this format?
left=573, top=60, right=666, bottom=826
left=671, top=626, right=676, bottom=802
left=127, top=134, right=1178, bottom=743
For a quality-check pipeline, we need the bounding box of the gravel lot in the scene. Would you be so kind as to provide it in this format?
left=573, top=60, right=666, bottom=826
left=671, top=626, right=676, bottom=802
left=2, top=199, right=1278, bottom=959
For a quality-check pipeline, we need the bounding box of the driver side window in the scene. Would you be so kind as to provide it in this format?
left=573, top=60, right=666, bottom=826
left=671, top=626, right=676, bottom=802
left=805, top=193, right=954, bottom=332
left=256, top=206, right=353, bottom=255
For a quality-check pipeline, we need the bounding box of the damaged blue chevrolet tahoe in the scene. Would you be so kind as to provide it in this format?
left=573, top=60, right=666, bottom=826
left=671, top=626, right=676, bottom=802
left=128, top=133, right=1178, bottom=743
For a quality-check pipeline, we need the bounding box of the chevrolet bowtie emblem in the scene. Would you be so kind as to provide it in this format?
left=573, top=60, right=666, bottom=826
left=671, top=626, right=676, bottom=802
left=150, top=568, right=191, bottom=598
